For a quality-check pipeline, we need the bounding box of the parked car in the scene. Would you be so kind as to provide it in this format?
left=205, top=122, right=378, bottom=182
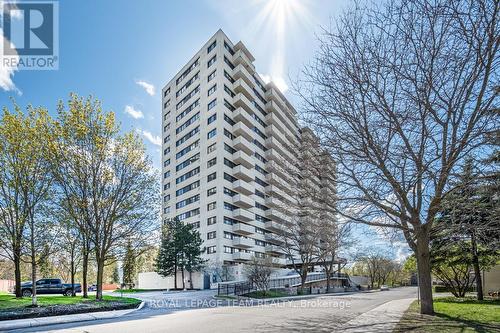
left=88, top=284, right=97, bottom=292
left=380, top=285, right=389, bottom=291
left=18, top=278, right=82, bottom=297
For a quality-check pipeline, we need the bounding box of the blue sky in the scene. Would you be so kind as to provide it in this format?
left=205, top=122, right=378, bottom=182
left=0, top=0, right=410, bottom=261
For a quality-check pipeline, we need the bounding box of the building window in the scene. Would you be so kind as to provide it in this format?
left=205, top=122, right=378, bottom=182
left=164, top=195, right=170, bottom=202
left=176, top=180, right=200, bottom=197
left=164, top=147, right=170, bottom=155
left=207, top=187, right=216, bottom=196
left=164, top=183, right=170, bottom=191
left=207, top=157, right=217, bottom=168
left=224, top=114, right=235, bottom=126
left=208, top=99, right=217, bottom=110
left=224, top=173, right=237, bottom=183
left=223, top=158, right=236, bottom=168
left=164, top=159, right=170, bottom=167
left=207, top=113, right=216, bottom=125
left=176, top=208, right=200, bottom=221
left=224, top=85, right=235, bottom=98
left=224, top=56, right=235, bottom=70
left=207, top=55, right=216, bottom=67
left=207, top=231, right=216, bottom=240
left=164, top=99, right=170, bottom=109
left=207, top=172, right=216, bottom=182
left=207, top=246, right=216, bottom=254
left=207, top=202, right=216, bottom=211
left=176, top=57, right=199, bottom=86
left=207, top=216, right=217, bottom=225
left=176, top=167, right=200, bottom=184
left=207, top=128, right=217, bottom=139
left=176, top=153, right=200, bottom=172
left=224, top=143, right=236, bottom=154
left=176, top=194, right=200, bottom=209
left=208, top=84, right=216, bottom=96
left=176, top=126, right=200, bottom=147
left=207, top=143, right=216, bottom=154
left=191, top=221, right=200, bottom=228
left=224, top=202, right=237, bottom=211
left=164, top=87, right=170, bottom=97
left=176, top=112, right=200, bottom=135
left=224, top=99, right=235, bottom=111
left=224, top=41, right=234, bottom=55
left=223, top=187, right=236, bottom=197
left=223, top=128, right=233, bottom=140
left=176, top=140, right=199, bottom=159
left=207, top=40, right=216, bottom=53
left=208, top=70, right=216, bottom=82
left=224, top=216, right=235, bottom=225
left=224, top=70, right=234, bottom=83
left=164, top=171, right=170, bottom=179
left=164, top=206, right=171, bottom=214
left=176, top=99, right=200, bottom=123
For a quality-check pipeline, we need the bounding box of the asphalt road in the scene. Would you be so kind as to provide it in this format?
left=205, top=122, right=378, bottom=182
left=11, top=287, right=417, bottom=333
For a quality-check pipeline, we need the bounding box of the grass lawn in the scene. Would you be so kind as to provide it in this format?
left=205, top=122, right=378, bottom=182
left=244, top=290, right=289, bottom=299
left=394, top=297, right=500, bottom=332
left=0, top=294, right=141, bottom=320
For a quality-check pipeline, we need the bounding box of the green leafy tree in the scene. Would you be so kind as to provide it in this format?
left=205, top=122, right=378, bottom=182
left=50, top=94, right=160, bottom=300
left=0, top=105, right=54, bottom=304
left=122, top=240, right=136, bottom=288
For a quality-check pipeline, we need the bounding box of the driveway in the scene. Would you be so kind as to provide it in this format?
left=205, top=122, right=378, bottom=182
left=11, top=287, right=417, bottom=332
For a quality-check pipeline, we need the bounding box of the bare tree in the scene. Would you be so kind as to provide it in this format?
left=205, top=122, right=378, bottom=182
left=244, top=257, right=276, bottom=296
left=298, top=0, right=499, bottom=314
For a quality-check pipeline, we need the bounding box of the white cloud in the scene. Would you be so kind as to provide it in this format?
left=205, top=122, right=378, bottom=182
left=124, top=105, right=144, bottom=119
left=258, top=73, right=288, bottom=93
left=137, top=129, right=161, bottom=146
left=135, top=80, right=155, bottom=96
left=0, top=28, right=20, bottom=94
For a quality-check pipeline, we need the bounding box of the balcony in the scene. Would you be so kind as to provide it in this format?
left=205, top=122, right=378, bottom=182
left=232, top=223, right=255, bottom=235
left=265, top=137, right=293, bottom=160
left=233, top=165, right=254, bottom=182
left=233, top=151, right=253, bottom=168
left=233, top=208, right=253, bottom=222
left=232, top=107, right=254, bottom=129
left=232, top=122, right=254, bottom=142
left=232, top=251, right=252, bottom=261
left=265, top=221, right=285, bottom=233
left=233, top=179, right=253, bottom=195
left=265, top=233, right=284, bottom=245
left=232, top=63, right=254, bottom=87
left=266, top=101, right=298, bottom=137
left=233, top=136, right=253, bottom=155
left=232, top=49, right=255, bottom=72
left=266, top=208, right=288, bottom=222
left=233, top=194, right=254, bottom=208
left=265, top=245, right=284, bottom=255
left=233, top=80, right=254, bottom=102
left=232, top=237, right=254, bottom=249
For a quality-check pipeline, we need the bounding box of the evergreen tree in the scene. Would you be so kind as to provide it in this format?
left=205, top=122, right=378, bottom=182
left=183, top=225, right=206, bottom=289
left=434, top=158, right=499, bottom=299
left=122, top=240, right=136, bottom=288
left=155, top=218, right=182, bottom=289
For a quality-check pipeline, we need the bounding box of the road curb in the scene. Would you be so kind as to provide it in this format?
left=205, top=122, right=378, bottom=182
left=212, top=289, right=381, bottom=304
left=0, top=301, right=145, bottom=332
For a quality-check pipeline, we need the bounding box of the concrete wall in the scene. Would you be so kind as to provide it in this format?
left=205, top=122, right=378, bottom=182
left=0, top=280, right=14, bottom=292
left=138, top=271, right=205, bottom=290
left=483, top=264, right=500, bottom=293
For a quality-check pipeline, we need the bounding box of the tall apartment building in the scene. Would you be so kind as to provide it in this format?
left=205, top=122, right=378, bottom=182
left=161, top=30, right=335, bottom=276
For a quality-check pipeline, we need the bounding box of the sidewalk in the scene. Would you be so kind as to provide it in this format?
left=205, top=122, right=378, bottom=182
left=0, top=302, right=144, bottom=332
left=340, top=297, right=415, bottom=333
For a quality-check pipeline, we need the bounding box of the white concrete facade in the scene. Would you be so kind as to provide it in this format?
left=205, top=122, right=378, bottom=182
left=161, top=30, right=335, bottom=278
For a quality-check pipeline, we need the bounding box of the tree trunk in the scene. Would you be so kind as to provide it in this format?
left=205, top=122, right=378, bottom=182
left=181, top=268, right=185, bottom=290
left=189, top=270, right=193, bottom=290
left=31, top=254, right=37, bottom=306
left=70, top=249, right=76, bottom=297
left=416, top=232, right=434, bottom=315
left=82, top=241, right=89, bottom=298
left=174, top=264, right=178, bottom=289
left=14, top=250, right=22, bottom=298
left=471, top=232, right=483, bottom=300
left=300, top=269, right=308, bottom=292
left=96, top=257, right=105, bottom=300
